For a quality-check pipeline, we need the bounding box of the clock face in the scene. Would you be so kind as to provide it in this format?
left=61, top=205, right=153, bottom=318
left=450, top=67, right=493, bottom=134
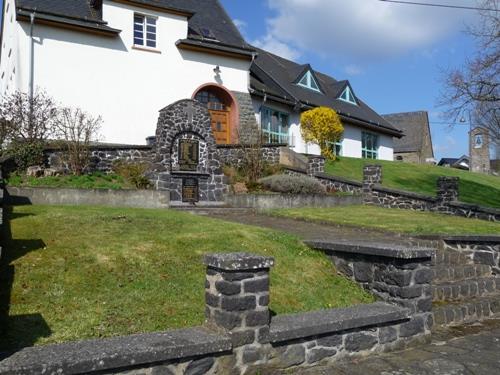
left=474, top=134, right=484, bottom=148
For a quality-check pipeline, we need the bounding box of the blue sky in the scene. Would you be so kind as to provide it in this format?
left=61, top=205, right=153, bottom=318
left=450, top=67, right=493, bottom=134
left=220, top=0, right=483, bottom=160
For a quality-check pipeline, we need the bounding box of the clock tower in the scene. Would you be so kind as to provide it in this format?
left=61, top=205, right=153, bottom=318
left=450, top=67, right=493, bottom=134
left=469, top=127, right=490, bottom=174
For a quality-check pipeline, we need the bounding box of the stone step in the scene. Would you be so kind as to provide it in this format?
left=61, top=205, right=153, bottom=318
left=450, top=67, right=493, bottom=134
left=433, top=294, right=500, bottom=327
left=432, top=277, right=500, bottom=302
left=433, top=250, right=471, bottom=266
left=432, top=264, right=492, bottom=283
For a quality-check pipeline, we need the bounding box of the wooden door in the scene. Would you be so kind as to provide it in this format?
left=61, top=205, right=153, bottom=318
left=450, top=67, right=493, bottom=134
left=209, top=109, right=230, bottom=144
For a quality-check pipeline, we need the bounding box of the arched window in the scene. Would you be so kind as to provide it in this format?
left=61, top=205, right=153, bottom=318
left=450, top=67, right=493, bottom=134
left=195, top=90, right=226, bottom=111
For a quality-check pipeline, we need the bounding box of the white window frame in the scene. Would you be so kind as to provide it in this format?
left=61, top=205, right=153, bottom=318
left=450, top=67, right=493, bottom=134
left=133, top=13, right=158, bottom=50
left=339, top=86, right=357, bottom=105
left=297, top=71, right=321, bottom=93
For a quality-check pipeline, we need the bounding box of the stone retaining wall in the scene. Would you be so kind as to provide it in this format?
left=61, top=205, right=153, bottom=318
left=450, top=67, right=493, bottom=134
left=0, top=249, right=433, bottom=375
left=4, top=186, right=170, bottom=209
left=216, top=144, right=284, bottom=169
left=441, top=236, right=500, bottom=274
left=285, top=163, right=499, bottom=222
left=225, top=193, right=362, bottom=209
left=306, top=241, right=435, bottom=330
left=45, top=145, right=154, bottom=174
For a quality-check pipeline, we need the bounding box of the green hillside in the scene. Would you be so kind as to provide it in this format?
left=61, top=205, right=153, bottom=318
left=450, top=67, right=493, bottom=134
left=325, top=157, right=500, bottom=208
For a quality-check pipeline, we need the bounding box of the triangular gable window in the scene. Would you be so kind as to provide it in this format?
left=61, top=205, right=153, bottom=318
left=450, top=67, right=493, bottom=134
left=339, top=86, right=357, bottom=105
left=297, top=70, right=321, bottom=93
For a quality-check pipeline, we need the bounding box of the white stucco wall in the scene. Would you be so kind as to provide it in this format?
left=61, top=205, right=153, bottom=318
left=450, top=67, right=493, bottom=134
left=0, top=0, right=250, bottom=144
left=252, top=98, right=394, bottom=161
left=0, top=0, right=21, bottom=96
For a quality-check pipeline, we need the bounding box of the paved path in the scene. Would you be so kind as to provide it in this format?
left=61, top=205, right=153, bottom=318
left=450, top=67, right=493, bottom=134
left=197, top=209, right=432, bottom=248
left=286, top=319, right=500, bottom=375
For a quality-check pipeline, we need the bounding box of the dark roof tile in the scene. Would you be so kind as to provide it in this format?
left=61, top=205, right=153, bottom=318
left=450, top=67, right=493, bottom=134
left=250, top=48, right=402, bottom=137
left=382, top=111, right=431, bottom=153
left=16, top=0, right=250, bottom=49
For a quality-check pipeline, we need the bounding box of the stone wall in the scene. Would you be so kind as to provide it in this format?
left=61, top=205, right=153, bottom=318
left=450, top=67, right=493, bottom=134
left=45, top=145, right=154, bottom=173
left=225, top=193, right=362, bottom=209
left=284, top=167, right=363, bottom=194
left=233, top=91, right=260, bottom=145
left=150, top=100, right=228, bottom=203
left=441, top=236, right=500, bottom=274
left=216, top=144, right=284, bottom=169
left=307, top=241, right=435, bottom=333
left=4, top=186, right=170, bottom=209
left=0, top=250, right=433, bottom=375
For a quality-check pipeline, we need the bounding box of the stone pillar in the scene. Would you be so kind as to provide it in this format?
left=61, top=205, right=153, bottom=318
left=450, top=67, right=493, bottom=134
left=307, top=156, right=325, bottom=176
left=436, top=177, right=459, bottom=204
left=362, top=165, right=382, bottom=204
left=204, top=252, right=274, bottom=346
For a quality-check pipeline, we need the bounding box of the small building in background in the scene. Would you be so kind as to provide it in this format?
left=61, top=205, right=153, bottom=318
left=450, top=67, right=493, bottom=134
left=437, top=155, right=470, bottom=170
left=382, top=111, right=435, bottom=164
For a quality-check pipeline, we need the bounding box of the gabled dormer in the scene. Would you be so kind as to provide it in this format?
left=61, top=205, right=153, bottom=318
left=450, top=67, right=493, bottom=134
left=338, top=83, right=358, bottom=105
left=295, top=66, right=322, bottom=93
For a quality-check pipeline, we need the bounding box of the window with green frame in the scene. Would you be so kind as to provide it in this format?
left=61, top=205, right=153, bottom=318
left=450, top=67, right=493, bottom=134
left=362, top=132, right=378, bottom=159
left=261, top=107, right=290, bottom=144
left=327, top=139, right=343, bottom=156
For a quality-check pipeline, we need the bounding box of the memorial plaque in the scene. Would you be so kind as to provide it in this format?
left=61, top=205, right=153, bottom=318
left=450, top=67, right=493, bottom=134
left=179, top=139, right=199, bottom=171
left=182, top=178, right=199, bottom=203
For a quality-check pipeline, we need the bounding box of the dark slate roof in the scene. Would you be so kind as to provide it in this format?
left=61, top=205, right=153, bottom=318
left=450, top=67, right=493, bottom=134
left=250, top=48, right=403, bottom=138
left=382, top=111, right=432, bottom=153
left=438, top=158, right=459, bottom=166
left=15, top=0, right=252, bottom=50
left=438, top=155, right=469, bottom=167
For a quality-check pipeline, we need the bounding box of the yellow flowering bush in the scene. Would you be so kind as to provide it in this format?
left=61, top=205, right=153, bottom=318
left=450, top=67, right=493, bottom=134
left=300, top=107, right=344, bottom=159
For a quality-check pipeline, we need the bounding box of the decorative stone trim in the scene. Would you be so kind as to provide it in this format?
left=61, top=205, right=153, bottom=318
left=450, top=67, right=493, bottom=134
left=0, top=328, right=231, bottom=375
left=269, top=302, right=409, bottom=342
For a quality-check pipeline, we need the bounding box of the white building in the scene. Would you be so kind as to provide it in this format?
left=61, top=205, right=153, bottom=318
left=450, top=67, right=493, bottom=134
left=0, top=0, right=402, bottom=160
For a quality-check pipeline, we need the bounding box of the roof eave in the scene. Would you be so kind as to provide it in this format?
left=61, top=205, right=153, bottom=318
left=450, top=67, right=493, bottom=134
left=109, top=0, right=194, bottom=18
left=17, top=9, right=122, bottom=36
left=176, top=39, right=254, bottom=60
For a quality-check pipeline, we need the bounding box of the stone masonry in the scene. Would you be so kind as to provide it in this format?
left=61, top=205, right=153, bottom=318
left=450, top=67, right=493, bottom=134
left=216, top=144, right=282, bottom=169
left=362, top=165, right=382, bottom=204
left=232, top=91, right=260, bottom=145
left=0, top=251, right=435, bottom=375
left=204, top=252, right=274, bottom=373
left=431, top=236, right=500, bottom=327
left=150, top=99, right=228, bottom=202
left=307, top=156, right=325, bottom=176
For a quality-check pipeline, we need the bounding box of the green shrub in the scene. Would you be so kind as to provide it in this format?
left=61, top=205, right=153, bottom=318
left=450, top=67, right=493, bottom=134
left=6, top=141, right=45, bottom=172
left=113, top=161, right=151, bottom=189
left=259, top=174, right=326, bottom=195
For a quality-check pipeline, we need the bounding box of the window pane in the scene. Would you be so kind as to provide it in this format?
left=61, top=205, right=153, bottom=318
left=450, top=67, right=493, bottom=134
left=134, top=37, right=143, bottom=45
left=146, top=17, right=156, bottom=26
left=146, top=32, right=156, bottom=40
left=146, top=40, right=156, bottom=48
left=146, top=25, right=156, bottom=33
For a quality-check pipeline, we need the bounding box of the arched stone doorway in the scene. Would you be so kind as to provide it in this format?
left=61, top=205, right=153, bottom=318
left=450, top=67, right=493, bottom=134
left=192, top=84, right=239, bottom=144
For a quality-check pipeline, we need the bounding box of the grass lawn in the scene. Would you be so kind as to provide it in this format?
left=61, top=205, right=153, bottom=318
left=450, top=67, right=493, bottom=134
left=269, top=205, right=500, bottom=236
left=325, top=157, right=500, bottom=208
left=5, top=172, right=133, bottom=190
left=0, top=205, right=373, bottom=350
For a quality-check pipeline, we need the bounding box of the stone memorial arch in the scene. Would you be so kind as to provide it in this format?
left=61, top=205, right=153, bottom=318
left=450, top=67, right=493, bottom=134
left=150, top=99, right=228, bottom=203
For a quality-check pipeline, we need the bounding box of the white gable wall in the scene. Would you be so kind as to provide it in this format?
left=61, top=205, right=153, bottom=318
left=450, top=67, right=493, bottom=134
left=1, top=0, right=250, bottom=144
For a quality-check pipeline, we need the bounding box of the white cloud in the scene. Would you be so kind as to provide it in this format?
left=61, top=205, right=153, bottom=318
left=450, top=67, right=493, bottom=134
left=260, top=0, right=475, bottom=60
left=345, top=64, right=363, bottom=76
left=233, top=19, right=247, bottom=32
left=252, top=34, right=301, bottom=60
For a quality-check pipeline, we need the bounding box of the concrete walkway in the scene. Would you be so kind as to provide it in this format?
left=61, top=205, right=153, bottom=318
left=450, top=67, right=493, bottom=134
left=195, top=209, right=432, bottom=247
left=286, top=319, right=500, bottom=375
